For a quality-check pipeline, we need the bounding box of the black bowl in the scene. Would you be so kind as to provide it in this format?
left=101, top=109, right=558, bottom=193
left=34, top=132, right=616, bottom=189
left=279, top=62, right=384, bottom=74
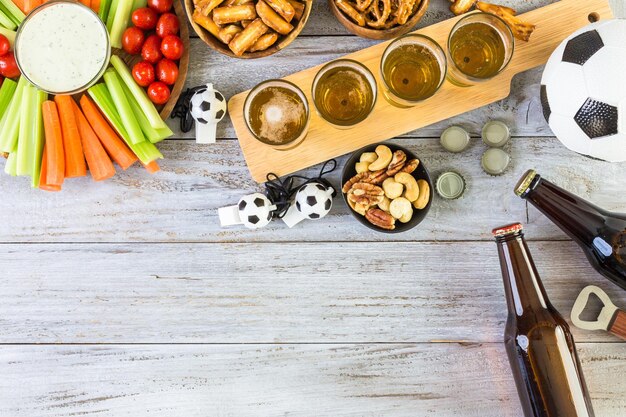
left=341, top=143, right=433, bottom=233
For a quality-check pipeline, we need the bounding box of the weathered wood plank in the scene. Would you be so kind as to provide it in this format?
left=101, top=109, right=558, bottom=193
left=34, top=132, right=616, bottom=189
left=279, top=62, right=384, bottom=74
left=1, top=137, right=624, bottom=243
left=1, top=241, right=625, bottom=343
left=1, top=343, right=624, bottom=417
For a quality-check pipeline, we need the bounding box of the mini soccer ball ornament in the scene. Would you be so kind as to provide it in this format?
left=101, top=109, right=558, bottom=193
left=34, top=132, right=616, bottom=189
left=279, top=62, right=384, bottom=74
left=281, top=182, right=335, bottom=228
left=541, top=19, right=626, bottom=162
left=218, top=193, right=277, bottom=229
left=190, top=83, right=227, bottom=144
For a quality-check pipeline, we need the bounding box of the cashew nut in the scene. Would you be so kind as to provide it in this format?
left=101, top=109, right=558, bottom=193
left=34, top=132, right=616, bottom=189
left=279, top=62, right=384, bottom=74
left=413, top=179, right=430, bottom=209
left=382, top=178, right=403, bottom=199
left=399, top=210, right=413, bottom=223
left=394, top=172, right=419, bottom=202
left=368, top=145, right=393, bottom=171
left=389, top=197, right=412, bottom=220
left=377, top=196, right=391, bottom=212
left=355, top=162, right=370, bottom=173
left=360, top=152, right=378, bottom=163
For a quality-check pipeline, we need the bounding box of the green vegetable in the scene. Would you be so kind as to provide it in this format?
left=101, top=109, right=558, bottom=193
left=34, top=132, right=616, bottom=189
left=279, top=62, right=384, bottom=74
left=132, top=0, right=147, bottom=10
left=16, top=83, right=36, bottom=176
left=31, top=90, right=48, bottom=187
left=4, top=148, right=16, bottom=176
left=109, top=55, right=169, bottom=129
left=108, top=0, right=133, bottom=49
left=119, top=78, right=172, bottom=143
left=0, top=26, right=15, bottom=46
left=0, top=76, right=27, bottom=153
left=0, top=78, right=17, bottom=120
left=0, top=0, right=24, bottom=25
left=105, top=0, right=120, bottom=31
left=103, top=69, right=145, bottom=145
left=88, top=83, right=163, bottom=164
left=98, top=0, right=113, bottom=24
left=0, top=7, right=16, bottom=30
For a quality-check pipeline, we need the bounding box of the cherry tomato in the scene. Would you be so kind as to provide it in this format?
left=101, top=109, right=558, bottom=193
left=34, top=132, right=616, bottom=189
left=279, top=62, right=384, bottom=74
left=155, top=13, right=179, bottom=38
left=132, top=61, right=156, bottom=87
left=142, top=35, right=163, bottom=64
left=160, top=35, right=183, bottom=60
left=147, top=81, right=170, bottom=105
left=156, top=59, right=178, bottom=85
left=0, top=52, right=20, bottom=78
left=0, top=34, right=10, bottom=56
left=122, top=27, right=145, bottom=55
left=131, top=7, right=158, bottom=30
left=147, top=0, right=172, bottom=13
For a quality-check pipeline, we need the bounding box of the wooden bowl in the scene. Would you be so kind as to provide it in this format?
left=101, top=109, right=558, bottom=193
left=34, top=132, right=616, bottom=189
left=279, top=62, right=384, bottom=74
left=328, top=0, right=429, bottom=40
left=184, top=0, right=312, bottom=59
left=341, top=143, right=433, bottom=234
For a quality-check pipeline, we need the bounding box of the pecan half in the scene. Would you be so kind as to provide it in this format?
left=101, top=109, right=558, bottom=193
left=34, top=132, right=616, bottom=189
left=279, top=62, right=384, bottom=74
left=365, top=208, right=396, bottom=230
left=349, top=183, right=384, bottom=206
left=342, top=172, right=369, bottom=193
left=367, top=169, right=389, bottom=185
left=400, top=159, right=419, bottom=174
left=386, top=150, right=407, bottom=176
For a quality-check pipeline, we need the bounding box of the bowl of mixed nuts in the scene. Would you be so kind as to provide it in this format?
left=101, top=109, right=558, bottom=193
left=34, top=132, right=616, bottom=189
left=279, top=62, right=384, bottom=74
left=341, top=143, right=433, bottom=233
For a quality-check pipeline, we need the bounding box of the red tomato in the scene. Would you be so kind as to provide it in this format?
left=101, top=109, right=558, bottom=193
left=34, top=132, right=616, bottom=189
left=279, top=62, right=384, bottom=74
left=160, top=35, right=183, bottom=60
left=0, top=52, right=20, bottom=78
left=147, top=81, right=170, bottom=105
left=0, top=34, right=10, bottom=56
left=156, top=59, right=178, bottom=85
left=131, top=7, right=158, bottom=30
left=147, top=0, right=172, bottom=13
left=132, top=61, right=156, bottom=87
left=155, top=13, right=179, bottom=37
left=122, top=27, right=145, bottom=55
left=142, top=35, right=163, bottom=64
left=0, top=75, right=4, bottom=87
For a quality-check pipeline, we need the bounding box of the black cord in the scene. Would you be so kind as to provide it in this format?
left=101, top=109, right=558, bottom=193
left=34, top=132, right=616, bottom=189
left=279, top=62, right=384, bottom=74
left=264, top=159, right=337, bottom=218
left=171, top=85, right=207, bottom=133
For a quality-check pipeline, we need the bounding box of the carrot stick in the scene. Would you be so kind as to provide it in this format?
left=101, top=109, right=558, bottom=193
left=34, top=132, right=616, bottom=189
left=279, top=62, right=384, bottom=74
left=54, top=95, right=86, bottom=178
left=41, top=100, right=65, bottom=187
left=79, top=95, right=137, bottom=170
left=72, top=100, right=115, bottom=181
left=39, top=148, right=62, bottom=192
left=143, top=160, right=160, bottom=174
left=79, top=0, right=90, bottom=7
left=90, top=0, right=100, bottom=12
left=12, top=0, right=26, bottom=14
left=23, top=0, right=42, bottom=13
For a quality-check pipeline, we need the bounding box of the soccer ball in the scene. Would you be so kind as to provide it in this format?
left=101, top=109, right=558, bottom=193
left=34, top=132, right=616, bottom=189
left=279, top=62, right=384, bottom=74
left=237, top=193, right=275, bottom=229
left=190, top=84, right=227, bottom=125
left=541, top=19, right=626, bottom=162
left=294, top=183, right=334, bottom=220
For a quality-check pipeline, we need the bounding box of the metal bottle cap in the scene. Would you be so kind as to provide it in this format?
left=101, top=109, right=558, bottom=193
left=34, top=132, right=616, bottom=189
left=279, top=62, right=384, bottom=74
left=492, top=222, right=523, bottom=237
left=440, top=126, right=470, bottom=153
left=436, top=171, right=466, bottom=199
left=481, top=148, right=510, bottom=176
left=515, top=169, right=537, bottom=196
left=482, top=121, right=510, bottom=147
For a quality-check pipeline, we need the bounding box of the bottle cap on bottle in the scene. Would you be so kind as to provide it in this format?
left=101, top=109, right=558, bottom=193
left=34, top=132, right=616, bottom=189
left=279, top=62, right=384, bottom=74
left=482, top=121, right=511, bottom=147
left=436, top=171, right=466, bottom=199
left=515, top=169, right=537, bottom=196
left=440, top=126, right=470, bottom=153
left=492, top=222, right=523, bottom=237
left=481, top=148, right=510, bottom=176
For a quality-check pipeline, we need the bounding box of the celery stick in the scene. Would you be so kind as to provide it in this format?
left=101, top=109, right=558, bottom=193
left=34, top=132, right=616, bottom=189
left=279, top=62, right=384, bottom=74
left=106, top=0, right=120, bottom=31
left=0, top=0, right=24, bottom=25
left=0, top=76, right=27, bottom=153
left=0, top=26, right=15, bottom=46
left=120, top=79, right=172, bottom=143
left=31, top=90, right=47, bottom=187
left=4, top=148, right=16, bottom=175
left=108, top=0, right=132, bottom=48
left=110, top=55, right=169, bottom=129
left=0, top=78, right=17, bottom=119
left=99, top=0, right=113, bottom=24
left=103, top=69, right=145, bottom=144
left=132, top=0, right=147, bottom=10
left=16, top=84, right=36, bottom=176
left=0, top=7, right=16, bottom=30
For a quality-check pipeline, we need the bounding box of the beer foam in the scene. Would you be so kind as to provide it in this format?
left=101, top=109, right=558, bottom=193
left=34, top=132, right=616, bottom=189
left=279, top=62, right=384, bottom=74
left=258, top=89, right=305, bottom=144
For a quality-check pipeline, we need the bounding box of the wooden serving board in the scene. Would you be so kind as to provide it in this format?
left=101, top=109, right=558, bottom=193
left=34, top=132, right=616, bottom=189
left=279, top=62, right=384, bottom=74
left=228, top=0, right=613, bottom=183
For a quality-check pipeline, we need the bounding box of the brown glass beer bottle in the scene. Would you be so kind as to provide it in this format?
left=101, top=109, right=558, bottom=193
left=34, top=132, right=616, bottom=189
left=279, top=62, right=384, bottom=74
left=515, top=169, right=626, bottom=290
left=493, top=223, right=595, bottom=417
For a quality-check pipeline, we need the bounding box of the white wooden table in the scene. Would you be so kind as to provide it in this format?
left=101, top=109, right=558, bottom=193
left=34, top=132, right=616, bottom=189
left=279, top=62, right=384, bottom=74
left=1, top=1, right=625, bottom=415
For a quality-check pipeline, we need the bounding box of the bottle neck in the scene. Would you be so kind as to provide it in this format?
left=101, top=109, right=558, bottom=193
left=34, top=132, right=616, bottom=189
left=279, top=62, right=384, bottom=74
left=496, top=231, right=551, bottom=316
left=521, top=174, right=607, bottom=245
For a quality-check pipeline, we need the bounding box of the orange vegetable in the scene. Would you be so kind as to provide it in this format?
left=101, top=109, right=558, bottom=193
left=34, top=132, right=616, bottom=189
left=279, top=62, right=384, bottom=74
left=78, top=0, right=90, bottom=7
left=41, top=100, right=65, bottom=187
left=144, top=160, right=160, bottom=174
left=23, top=0, right=42, bottom=13
left=54, top=95, right=86, bottom=178
left=39, top=148, right=62, bottom=192
left=12, top=0, right=26, bottom=14
left=90, top=0, right=100, bottom=12
left=72, top=100, right=115, bottom=181
left=79, top=95, right=138, bottom=170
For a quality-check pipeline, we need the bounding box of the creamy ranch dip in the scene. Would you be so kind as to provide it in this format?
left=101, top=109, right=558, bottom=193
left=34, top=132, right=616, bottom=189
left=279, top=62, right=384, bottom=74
left=16, top=2, right=109, bottom=94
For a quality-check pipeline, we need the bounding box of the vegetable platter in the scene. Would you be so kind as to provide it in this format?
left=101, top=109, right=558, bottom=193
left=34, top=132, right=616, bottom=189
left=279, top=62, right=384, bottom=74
left=0, top=0, right=189, bottom=192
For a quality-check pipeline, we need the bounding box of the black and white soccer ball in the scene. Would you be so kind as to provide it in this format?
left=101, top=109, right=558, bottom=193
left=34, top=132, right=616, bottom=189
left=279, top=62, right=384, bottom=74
left=541, top=19, right=626, bottom=162
left=294, top=183, right=334, bottom=220
left=237, top=193, right=275, bottom=229
left=190, top=84, right=227, bottom=125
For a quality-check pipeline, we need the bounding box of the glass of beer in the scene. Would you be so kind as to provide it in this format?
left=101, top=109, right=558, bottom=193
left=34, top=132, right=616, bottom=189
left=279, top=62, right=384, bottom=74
left=380, top=34, right=447, bottom=108
left=312, top=59, right=377, bottom=128
left=244, top=79, right=310, bottom=150
left=447, top=12, right=514, bottom=87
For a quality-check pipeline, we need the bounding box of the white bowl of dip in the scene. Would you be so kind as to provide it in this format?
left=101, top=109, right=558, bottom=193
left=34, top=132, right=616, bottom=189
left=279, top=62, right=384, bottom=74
left=15, top=0, right=110, bottom=95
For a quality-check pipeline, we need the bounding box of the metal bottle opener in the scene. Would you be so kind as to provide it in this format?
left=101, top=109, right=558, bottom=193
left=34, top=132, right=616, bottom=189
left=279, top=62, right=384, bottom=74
left=571, top=285, right=626, bottom=341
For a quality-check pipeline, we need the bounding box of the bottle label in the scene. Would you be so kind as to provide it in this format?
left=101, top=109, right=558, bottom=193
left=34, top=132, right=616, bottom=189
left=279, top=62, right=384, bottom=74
left=593, top=236, right=612, bottom=257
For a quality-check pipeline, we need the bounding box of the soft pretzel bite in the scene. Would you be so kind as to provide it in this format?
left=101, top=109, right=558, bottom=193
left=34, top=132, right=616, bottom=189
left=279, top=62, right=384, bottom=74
left=229, top=18, right=269, bottom=56
left=248, top=31, right=279, bottom=51
left=213, top=4, right=257, bottom=24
